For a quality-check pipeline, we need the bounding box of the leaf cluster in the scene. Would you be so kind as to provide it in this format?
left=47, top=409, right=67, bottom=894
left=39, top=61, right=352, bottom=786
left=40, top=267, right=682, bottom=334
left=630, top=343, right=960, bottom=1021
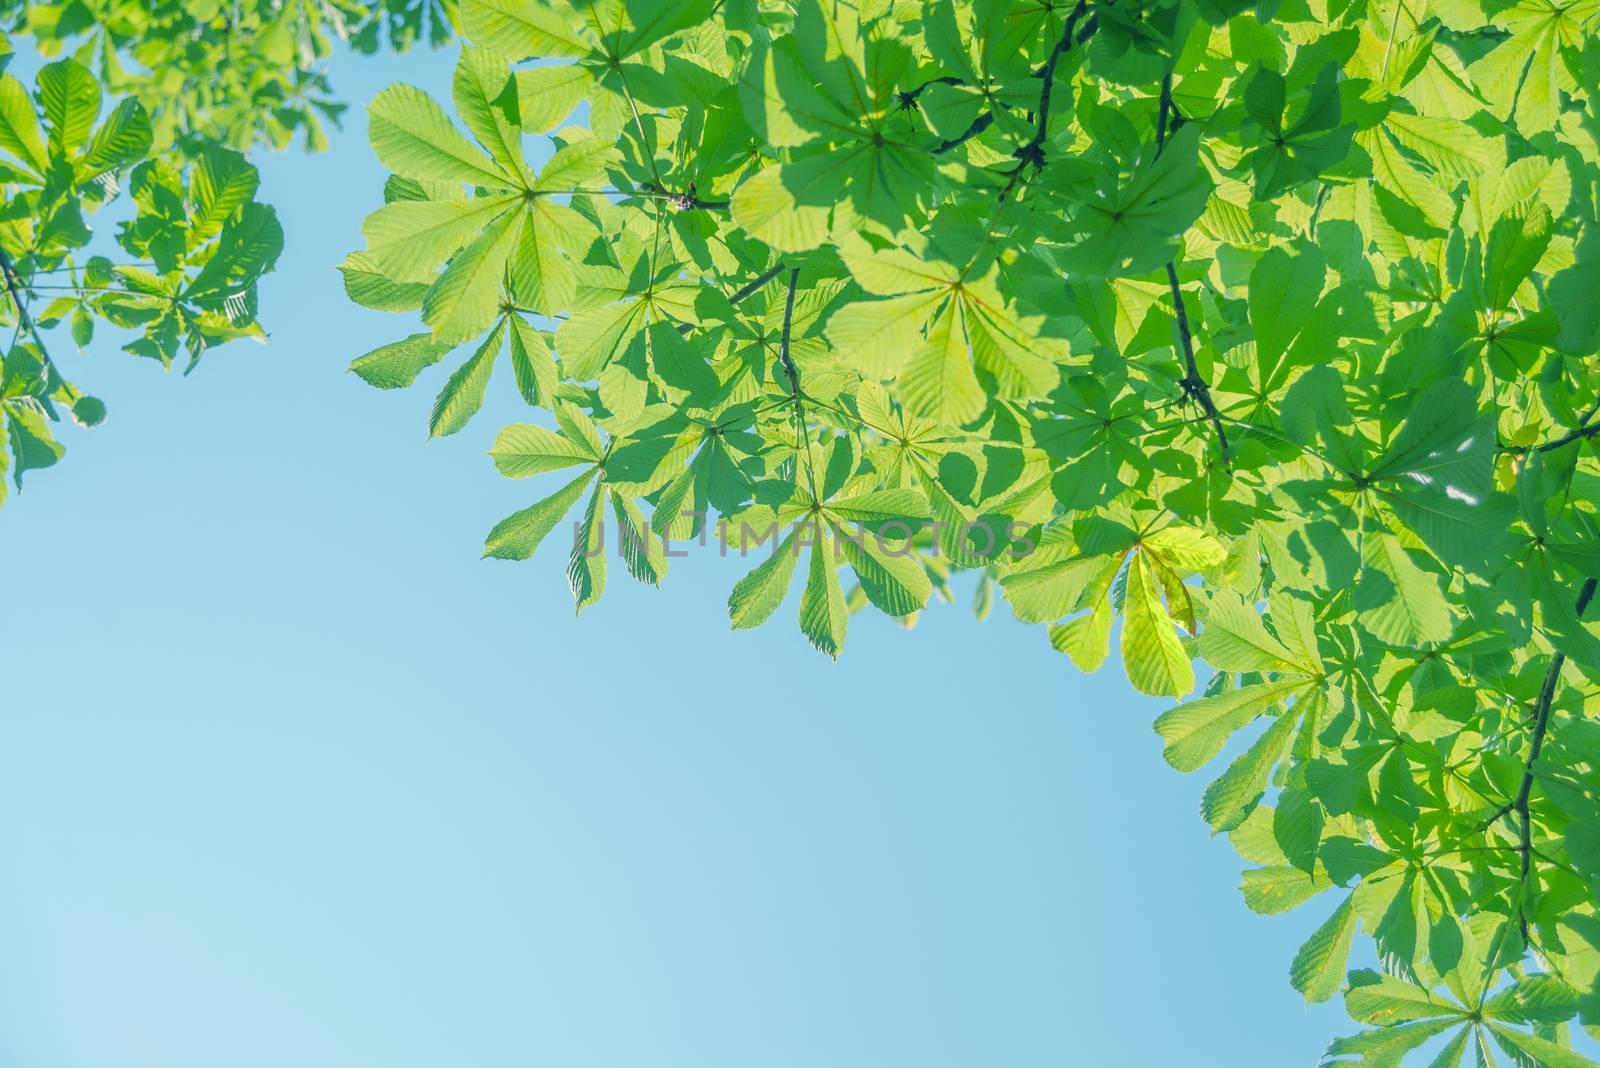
left=341, top=0, right=1600, bottom=1059
left=0, top=0, right=454, bottom=498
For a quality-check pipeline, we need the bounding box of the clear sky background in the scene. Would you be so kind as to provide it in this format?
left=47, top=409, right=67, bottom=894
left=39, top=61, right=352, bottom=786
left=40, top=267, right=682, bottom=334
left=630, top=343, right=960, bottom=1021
left=0, top=43, right=1354, bottom=1067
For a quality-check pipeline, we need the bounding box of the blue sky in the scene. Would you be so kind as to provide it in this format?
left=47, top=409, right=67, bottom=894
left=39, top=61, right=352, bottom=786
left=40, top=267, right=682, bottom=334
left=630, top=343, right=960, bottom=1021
left=0, top=43, right=1352, bottom=1067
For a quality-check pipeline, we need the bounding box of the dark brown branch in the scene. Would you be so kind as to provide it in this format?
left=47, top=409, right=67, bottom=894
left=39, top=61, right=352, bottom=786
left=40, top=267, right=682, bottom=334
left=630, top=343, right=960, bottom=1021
left=0, top=245, right=77, bottom=411
left=1515, top=575, right=1599, bottom=945
left=922, top=6, right=1095, bottom=169
left=729, top=264, right=786, bottom=305
left=1026, top=1, right=1088, bottom=157
left=1154, top=71, right=1228, bottom=464
left=777, top=267, right=802, bottom=406
left=996, top=0, right=1090, bottom=197
left=676, top=263, right=787, bottom=338
left=898, top=75, right=965, bottom=110
left=933, top=112, right=995, bottom=155
left=639, top=181, right=729, bottom=212
left=0, top=246, right=36, bottom=337
left=1156, top=71, right=1173, bottom=151
left=776, top=268, right=818, bottom=498
left=1165, top=265, right=1228, bottom=459
left=1503, top=397, right=1600, bottom=455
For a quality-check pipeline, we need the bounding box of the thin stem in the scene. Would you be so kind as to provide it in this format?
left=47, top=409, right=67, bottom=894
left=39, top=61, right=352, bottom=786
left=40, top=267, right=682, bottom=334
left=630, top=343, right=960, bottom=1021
left=776, top=268, right=817, bottom=500
left=15, top=284, right=130, bottom=293
left=1156, top=71, right=1172, bottom=151
left=638, top=181, right=729, bottom=212
left=727, top=264, right=786, bottom=306
left=1514, top=575, right=1599, bottom=945
left=1166, top=263, right=1229, bottom=460
left=616, top=74, right=664, bottom=188
left=933, top=112, right=995, bottom=155
left=898, top=75, right=964, bottom=109
left=0, top=245, right=79, bottom=407
left=675, top=263, right=788, bottom=338
left=996, top=0, right=1090, bottom=198
left=24, top=261, right=158, bottom=275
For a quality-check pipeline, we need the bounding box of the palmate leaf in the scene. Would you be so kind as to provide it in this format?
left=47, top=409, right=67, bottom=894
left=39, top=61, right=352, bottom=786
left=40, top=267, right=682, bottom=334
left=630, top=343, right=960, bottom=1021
left=729, top=160, right=837, bottom=253
left=1242, top=62, right=1352, bottom=199
left=1355, top=530, right=1452, bottom=647
left=1066, top=125, right=1214, bottom=276
left=567, top=482, right=608, bottom=609
left=729, top=526, right=804, bottom=629
left=484, top=468, right=597, bottom=560
left=38, top=59, right=101, bottom=157
left=1201, top=708, right=1298, bottom=832
left=489, top=422, right=600, bottom=477
left=1154, top=678, right=1311, bottom=772
left=1122, top=552, right=1193, bottom=696
left=423, top=210, right=522, bottom=345
left=0, top=72, right=49, bottom=176
left=1486, top=1025, right=1600, bottom=1068
left=350, top=333, right=453, bottom=388
left=1465, top=0, right=1593, bottom=135
left=368, top=82, right=515, bottom=188
left=1241, top=865, right=1330, bottom=915
left=799, top=528, right=849, bottom=658
left=430, top=316, right=506, bottom=437
left=1248, top=243, right=1324, bottom=381
left=1292, top=894, right=1358, bottom=1003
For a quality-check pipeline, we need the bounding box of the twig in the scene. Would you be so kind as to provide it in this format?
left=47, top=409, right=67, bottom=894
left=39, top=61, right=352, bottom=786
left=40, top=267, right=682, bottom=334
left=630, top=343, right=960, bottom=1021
left=897, top=75, right=965, bottom=110
left=639, top=181, right=729, bottom=212
left=776, top=268, right=817, bottom=499
left=616, top=74, right=664, bottom=188
left=1514, top=575, right=1599, bottom=945
left=1503, top=397, right=1600, bottom=454
left=777, top=268, right=802, bottom=405
left=933, top=112, right=995, bottom=155
left=728, top=264, right=787, bottom=305
left=0, top=245, right=79, bottom=410
left=1166, top=263, right=1229, bottom=460
left=675, top=263, right=787, bottom=338
left=996, top=0, right=1091, bottom=199
left=1154, top=71, right=1228, bottom=464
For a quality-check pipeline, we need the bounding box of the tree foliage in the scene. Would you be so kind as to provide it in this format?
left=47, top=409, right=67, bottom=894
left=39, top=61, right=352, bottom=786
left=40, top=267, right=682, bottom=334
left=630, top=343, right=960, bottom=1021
left=5, top=0, right=1600, bottom=1058
left=339, top=0, right=1600, bottom=1059
left=0, top=0, right=451, bottom=498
